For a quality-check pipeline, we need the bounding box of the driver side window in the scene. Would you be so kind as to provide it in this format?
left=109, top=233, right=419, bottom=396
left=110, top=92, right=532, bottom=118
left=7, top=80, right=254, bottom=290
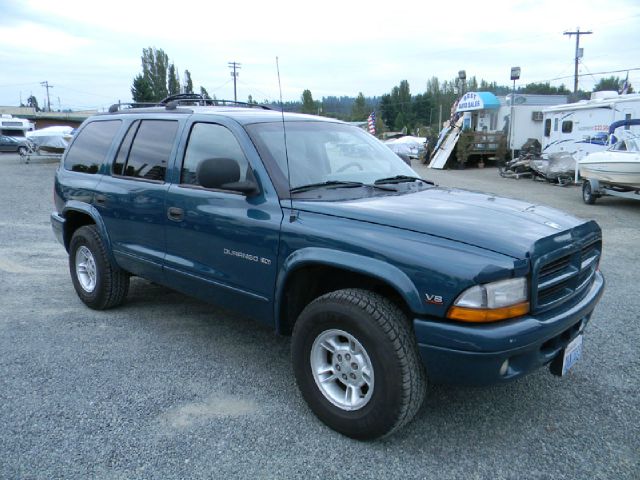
left=181, top=123, right=248, bottom=186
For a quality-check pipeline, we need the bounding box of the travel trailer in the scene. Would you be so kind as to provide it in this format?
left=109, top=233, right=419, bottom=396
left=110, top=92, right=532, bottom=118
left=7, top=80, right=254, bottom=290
left=541, top=91, right=640, bottom=161
left=0, top=114, right=34, bottom=139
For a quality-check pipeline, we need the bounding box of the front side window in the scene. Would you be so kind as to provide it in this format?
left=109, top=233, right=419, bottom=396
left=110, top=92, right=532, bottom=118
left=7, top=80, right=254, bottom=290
left=181, top=123, right=248, bottom=186
left=64, top=120, right=121, bottom=174
left=118, top=120, right=178, bottom=181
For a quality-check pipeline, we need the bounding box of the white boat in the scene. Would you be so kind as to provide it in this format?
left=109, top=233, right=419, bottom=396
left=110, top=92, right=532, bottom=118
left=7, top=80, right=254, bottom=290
left=579, top=134, right=640, bottom=189
left=26, top=126, right=74, bottom=153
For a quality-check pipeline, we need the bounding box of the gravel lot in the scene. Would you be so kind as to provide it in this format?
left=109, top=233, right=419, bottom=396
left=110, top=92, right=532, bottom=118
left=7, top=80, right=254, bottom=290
left=1, top=153, right=638, bottom=480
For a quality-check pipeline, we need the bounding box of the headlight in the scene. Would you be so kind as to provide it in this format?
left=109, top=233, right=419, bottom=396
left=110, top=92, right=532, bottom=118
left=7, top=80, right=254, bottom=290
left=447, top=278, right=529, bottom=323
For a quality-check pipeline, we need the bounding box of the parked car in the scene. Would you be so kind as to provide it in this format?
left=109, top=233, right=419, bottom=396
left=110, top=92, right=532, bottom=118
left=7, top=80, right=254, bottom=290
left=0, top=135, right=28, bottom=155
left=51, top=97, right=605, bottom=439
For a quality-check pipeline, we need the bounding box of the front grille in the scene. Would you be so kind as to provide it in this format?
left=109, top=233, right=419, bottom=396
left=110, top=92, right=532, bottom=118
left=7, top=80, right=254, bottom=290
left=533, top=240, right=600, bottom=312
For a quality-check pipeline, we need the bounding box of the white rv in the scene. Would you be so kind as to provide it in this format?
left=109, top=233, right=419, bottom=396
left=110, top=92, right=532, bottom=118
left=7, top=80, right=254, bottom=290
left=0, top=114, right=34, bottom=139
left=541, top=91, right=640, bottom=161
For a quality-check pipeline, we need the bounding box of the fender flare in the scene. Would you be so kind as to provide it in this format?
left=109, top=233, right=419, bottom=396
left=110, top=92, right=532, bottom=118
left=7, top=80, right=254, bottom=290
left=274, top=247, right=425, bottom=332
left=61, top=201, right=116, bottom=264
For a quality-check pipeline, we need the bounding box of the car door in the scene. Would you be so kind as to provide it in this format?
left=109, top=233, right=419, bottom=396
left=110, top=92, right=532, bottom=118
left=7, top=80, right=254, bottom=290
left=0, top=136, right=15, bottom=152
left=164, top=120, right=283, bottom=323
left=95, top=118, right=182, bottom=282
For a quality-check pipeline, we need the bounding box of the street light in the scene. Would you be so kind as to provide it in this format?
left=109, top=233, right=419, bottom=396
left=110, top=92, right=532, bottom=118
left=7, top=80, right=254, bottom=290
left=458, top=70, right=467, bottom=96
left=509, top=67, right=521, bottom=159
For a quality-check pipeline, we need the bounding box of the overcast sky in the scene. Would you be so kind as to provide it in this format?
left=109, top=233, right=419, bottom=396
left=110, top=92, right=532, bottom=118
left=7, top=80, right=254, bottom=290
left=1, top=0, right=639, bottom=111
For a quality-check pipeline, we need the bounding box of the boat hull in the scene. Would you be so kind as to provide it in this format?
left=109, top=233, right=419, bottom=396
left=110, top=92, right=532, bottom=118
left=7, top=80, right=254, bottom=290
left=579, top=153, right=640, bottom=189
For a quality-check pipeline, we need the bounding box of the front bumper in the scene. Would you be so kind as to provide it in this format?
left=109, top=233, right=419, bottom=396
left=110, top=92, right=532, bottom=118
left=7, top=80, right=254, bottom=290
left=413, top=271, right=605, bottom=385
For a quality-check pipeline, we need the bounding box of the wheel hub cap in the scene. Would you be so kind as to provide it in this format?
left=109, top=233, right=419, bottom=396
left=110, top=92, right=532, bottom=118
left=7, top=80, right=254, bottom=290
left=75, top=246, right=97, bottom=293
left=310, top=329, right=374, bottom=411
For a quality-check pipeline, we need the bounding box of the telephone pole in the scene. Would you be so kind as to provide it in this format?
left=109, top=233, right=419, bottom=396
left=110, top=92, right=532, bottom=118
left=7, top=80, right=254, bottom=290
left=564, top=28, right=592, bottom=93
left=40, top=81, right=54, bottom=112
left=227, top=62, right=241, bottom=102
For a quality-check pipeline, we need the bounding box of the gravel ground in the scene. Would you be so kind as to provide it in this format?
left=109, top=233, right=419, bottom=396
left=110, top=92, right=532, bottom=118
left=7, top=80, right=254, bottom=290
left=0, top=153, right=638, bottom=480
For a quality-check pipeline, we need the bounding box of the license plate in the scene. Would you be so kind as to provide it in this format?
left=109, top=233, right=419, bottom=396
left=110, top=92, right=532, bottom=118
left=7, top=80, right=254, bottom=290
left=561, top=334, right=583, bottom=376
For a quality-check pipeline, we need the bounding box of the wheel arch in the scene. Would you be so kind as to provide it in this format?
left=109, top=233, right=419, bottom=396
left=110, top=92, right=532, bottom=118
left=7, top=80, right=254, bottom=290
left=274, top=247, right=424, bottom=335
left=61, top=201, right=113, bottom=260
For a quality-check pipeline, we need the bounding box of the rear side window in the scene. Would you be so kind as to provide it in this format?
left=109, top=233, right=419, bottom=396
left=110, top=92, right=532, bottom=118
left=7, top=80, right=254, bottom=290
left=562, top=121, right=573, bottom=133
left=115, top=120, right=178, bottom=181
left=64, top=120, right=121, bottom=174
left=544, top=119, right=551, bottom=137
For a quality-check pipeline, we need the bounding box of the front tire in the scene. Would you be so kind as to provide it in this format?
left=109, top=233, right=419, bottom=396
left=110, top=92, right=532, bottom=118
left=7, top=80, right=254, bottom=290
left=292, top=289, right=426, bottom=439
left=18, top=146, right=27, bottom=157
left=69, top=225, right=129, bottom=309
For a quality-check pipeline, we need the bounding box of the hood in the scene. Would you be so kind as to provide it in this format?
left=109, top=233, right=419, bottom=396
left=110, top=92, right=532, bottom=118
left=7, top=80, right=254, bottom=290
left=293, top=187, right=588, bottom=258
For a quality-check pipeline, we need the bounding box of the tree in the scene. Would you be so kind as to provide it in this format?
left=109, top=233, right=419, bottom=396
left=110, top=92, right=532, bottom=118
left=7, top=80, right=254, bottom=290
left=184, top=70, right=194, bottom=94
left=522, top=82, right=570, bottom=95
left=130, top=47, right=171, bottom=102
left=351, top=92, right=368, bottom=121
left=131, top=74, right=154, bottom=103
left=200, top=86, right=211, bottom=99
left=26, top=95, right=40, bottom=112
left=593, top=76, right=633, bottom=93
left=168, top=63, right=181, bottom=96
left=247, top=94, right=256, bottom=105
left=301, top=89, right=317, bottom=114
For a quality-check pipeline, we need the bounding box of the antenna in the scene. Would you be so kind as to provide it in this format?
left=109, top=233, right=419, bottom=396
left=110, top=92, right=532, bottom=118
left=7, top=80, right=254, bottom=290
left=276, top=57, right=295, bottom=222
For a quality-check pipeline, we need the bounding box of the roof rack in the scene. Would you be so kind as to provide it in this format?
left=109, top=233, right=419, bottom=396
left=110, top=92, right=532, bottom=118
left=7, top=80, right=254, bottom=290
left=107, top=94, right=272, bottom=113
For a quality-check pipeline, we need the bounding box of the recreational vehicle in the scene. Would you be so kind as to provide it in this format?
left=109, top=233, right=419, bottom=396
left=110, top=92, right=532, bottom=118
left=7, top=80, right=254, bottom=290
left=0, top=114, right=34, bottom=139
left=542, top=91, right=640, bottom=161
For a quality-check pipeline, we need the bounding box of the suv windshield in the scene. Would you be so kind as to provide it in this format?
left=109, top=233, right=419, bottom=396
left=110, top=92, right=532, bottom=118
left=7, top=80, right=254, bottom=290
left=247, top=121, right=418, bottom=196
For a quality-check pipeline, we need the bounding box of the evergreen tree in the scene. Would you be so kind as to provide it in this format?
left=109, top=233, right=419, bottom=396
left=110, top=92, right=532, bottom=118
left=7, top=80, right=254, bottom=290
left=351, top=92, right=368, bottom=121
left=26, top=95, right=40, bottom=112
left=131, top=74, right=155, bottom=103
left=168, top=64, right=181, bottom=96
left=184, top=70, right=194, bottom=94
left=301, top=89, right=317, bottom=114
left=200, top=86, right=211, bottom=99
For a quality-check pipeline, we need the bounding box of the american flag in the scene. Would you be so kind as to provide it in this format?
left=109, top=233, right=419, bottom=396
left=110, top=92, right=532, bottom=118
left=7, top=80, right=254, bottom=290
left=620, top=71, right=630, bottom=95
left=367, top=111, right=376, bottom=135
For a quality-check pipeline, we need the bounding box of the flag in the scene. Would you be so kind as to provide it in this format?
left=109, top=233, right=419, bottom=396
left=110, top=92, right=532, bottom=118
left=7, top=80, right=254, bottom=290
left=621, top=71, right=630, bottom=95
left=367, top=112, right=376, bottom=135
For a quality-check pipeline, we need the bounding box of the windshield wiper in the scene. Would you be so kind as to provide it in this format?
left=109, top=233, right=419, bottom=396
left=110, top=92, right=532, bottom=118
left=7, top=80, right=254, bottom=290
left=290, top=180, right=396, bottom=194
left=374, top=175, right=434, bottom=185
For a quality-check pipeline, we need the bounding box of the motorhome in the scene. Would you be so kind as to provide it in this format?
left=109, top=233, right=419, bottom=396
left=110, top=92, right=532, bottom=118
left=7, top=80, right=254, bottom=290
left=0, top=114, right=34, bottom=139
left=541, top=91, right=640, bottom=161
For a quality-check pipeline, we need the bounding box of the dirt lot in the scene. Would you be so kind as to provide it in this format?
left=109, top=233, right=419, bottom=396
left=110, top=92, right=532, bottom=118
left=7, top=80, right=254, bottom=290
left=1, top=153, right=638, bottom=479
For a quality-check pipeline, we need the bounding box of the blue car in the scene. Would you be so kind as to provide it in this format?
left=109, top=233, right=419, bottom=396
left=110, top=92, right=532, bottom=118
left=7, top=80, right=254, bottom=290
left=51, top=96, right=604, bottom=439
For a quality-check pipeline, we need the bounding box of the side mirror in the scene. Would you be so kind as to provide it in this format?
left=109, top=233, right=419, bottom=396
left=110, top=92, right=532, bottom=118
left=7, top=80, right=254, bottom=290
left=196, top=158, right=259, bottom=196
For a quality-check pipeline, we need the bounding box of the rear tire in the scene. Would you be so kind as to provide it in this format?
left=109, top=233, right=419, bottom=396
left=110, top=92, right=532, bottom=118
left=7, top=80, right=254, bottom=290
left=69, top=225, right=129, bottom=309
left=292, top=288, right=426, bottom=439
left=582, top=181, right=597, bottom=205
left=18, top=146, right=27, bottom=157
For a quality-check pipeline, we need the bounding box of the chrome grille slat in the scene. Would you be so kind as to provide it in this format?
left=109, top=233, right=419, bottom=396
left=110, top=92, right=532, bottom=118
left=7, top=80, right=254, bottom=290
left=534, top=240, right=601, bottom=312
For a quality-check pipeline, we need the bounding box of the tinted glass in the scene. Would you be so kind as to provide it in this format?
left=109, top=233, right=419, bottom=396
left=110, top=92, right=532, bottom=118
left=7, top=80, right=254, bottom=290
left=64, top=120, right=121, bottom=174
left=113, top=121, right=139, bottom=176
left=123, top=120, right=178, bottom=181
left=247, top=122, right=415, bottom=194
left=181, top=123, right=248, bottom=185
left=544, top=119, right=551, bottom=137
left=562, top=121, right=573, bottom=133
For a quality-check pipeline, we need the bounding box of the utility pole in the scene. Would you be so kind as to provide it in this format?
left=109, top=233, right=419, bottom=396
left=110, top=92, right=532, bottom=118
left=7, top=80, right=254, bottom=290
left=40, top=81, right=53, bottom=112
left=227, top=62, right=241, bottom=102
left=564, top=28, right=592, bottom=93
